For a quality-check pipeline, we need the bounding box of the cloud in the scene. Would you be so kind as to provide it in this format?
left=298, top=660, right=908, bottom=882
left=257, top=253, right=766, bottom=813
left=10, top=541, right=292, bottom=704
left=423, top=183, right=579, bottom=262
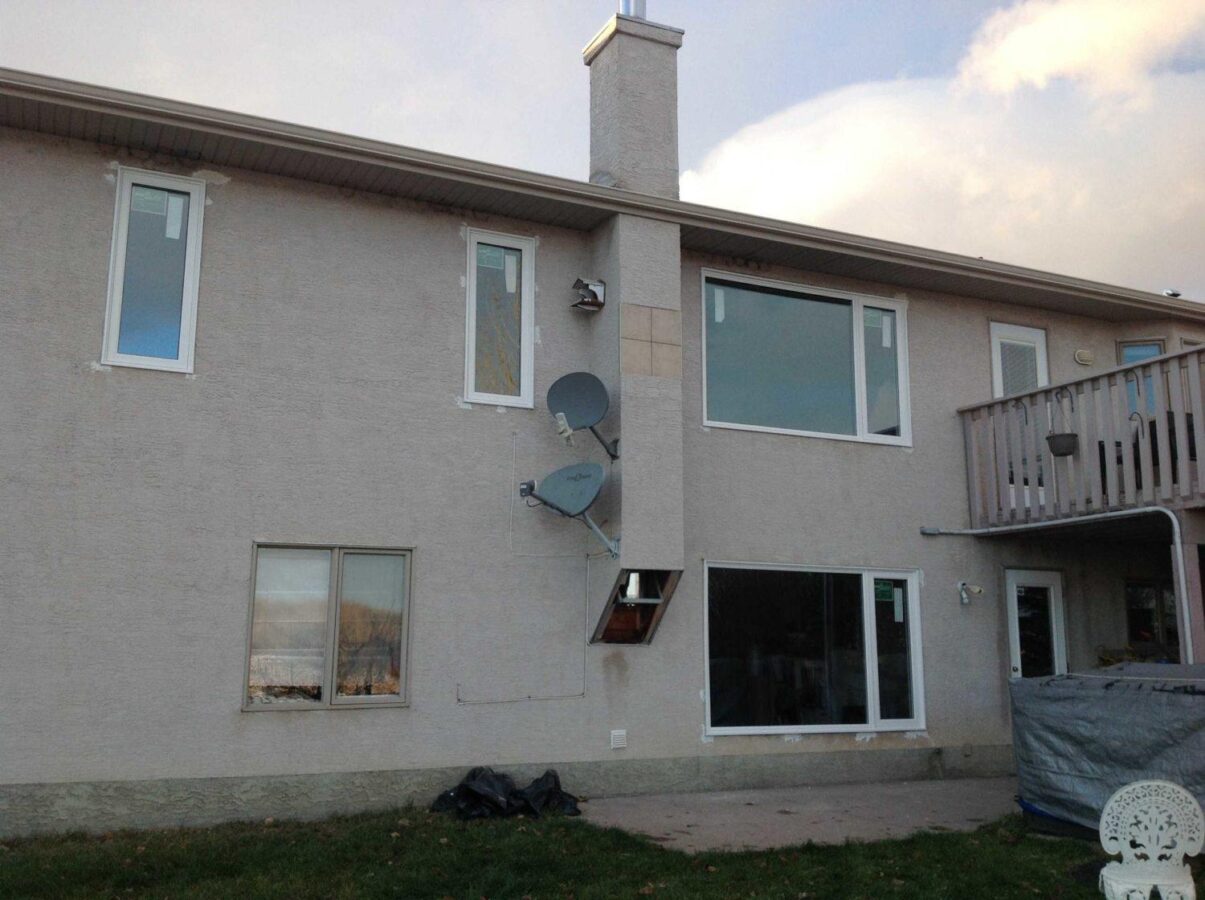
left=682, top=0, right=1205, bottom=298
left=957, top=0, right=1205, bottom=100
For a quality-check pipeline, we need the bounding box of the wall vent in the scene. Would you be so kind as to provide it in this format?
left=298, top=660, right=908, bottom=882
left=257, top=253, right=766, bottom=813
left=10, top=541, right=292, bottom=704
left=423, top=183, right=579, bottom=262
left=610, top=729, right=628, bottom=750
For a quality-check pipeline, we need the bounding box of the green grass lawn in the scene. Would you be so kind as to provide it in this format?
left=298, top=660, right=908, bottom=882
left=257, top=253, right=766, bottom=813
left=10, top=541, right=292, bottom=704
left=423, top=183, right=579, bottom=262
left=0, top=808, right=1138, bottom=899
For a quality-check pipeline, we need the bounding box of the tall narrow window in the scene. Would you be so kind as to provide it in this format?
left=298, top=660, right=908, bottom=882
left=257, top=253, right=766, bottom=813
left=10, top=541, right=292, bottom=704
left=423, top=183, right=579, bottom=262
left=246, top=546, right=412, bottom=709
left=989, top=322, right=1048, bottom=398
left=102, top=168, right=206, bottom=372
left=705, top=563, right=924, bottom=735
left=465, top=229, right=535, bottom=407
left=702, top=272, right=910, bottom=445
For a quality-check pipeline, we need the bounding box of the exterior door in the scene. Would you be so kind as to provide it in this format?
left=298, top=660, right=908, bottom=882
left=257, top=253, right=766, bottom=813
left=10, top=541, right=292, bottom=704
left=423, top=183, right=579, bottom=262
left=1005, top=569, right=1067, bottom=678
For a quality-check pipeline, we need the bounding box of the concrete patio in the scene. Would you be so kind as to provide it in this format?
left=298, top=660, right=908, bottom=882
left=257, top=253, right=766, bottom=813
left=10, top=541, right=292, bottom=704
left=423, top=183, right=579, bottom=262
left=580, top=776, right=1018, bottom=853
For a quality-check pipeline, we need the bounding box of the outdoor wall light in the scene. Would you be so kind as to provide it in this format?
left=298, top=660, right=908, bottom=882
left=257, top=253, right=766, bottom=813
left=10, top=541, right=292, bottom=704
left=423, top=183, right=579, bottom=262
left=571, top=278, right=606, bottom=312
left=958, top=581, right=984, bottom=605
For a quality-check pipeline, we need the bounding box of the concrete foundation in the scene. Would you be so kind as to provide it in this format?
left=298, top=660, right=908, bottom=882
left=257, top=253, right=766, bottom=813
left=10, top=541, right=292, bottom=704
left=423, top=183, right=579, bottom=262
left=0, top=744, right=1013, bottom=838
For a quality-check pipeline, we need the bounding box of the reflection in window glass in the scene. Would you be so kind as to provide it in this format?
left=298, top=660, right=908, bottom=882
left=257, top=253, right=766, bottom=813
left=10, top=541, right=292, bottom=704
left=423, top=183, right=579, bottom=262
left=247, top=548, right=331, bottom=704
left=999, top=340, right=1040, bottom=397
left=118, top=185, right=191, bottom=360
left=1016, top=586, right=1055, bottom=678
left=474, top=243, right=523, bottom=397
left=864, top=308, right=901, bottom=436
left=1120, top=342, right=1163, bottom=415
left=336, top=554, right=407, bottom=698
left=1125, top=581, right=1179, bottom=662
left=705, top=280, right=855, bottom=435
left=708, top=567, right=865, bottom=728
left=874, top=578, right=912, bottom=719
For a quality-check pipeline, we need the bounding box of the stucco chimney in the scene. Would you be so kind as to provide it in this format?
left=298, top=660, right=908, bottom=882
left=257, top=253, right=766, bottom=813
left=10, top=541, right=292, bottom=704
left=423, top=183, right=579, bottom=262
left=583, top=4, right=686, bottom=644
left=582, top=4, right=684, bottom=198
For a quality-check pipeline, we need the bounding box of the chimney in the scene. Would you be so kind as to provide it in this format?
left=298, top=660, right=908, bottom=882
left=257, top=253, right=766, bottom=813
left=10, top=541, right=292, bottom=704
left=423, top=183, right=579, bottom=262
left=583, top=3, right=686, bottom=645
left=582, top=2, right=684, bottom=198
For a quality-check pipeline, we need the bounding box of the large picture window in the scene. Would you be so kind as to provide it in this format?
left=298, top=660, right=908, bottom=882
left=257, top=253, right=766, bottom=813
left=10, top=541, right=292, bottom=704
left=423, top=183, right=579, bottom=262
left=245, top=545, right=412, bottom=709
left=102, top=168, right=206, bottom=372
left=704, top=562, right=924, bottom=734
left=702, top=271, right=910, bottom=445
left=464, top=228, right=536, bottom=407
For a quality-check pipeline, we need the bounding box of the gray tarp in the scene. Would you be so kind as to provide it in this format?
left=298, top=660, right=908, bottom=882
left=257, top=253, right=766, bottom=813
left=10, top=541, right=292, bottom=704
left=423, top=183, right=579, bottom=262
left=1009, top=663, right=1205, bottom=828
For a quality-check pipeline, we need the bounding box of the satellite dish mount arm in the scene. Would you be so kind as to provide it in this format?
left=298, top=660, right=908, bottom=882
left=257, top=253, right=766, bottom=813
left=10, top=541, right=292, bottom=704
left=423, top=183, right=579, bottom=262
left=589, top=426, right=619, bottom=461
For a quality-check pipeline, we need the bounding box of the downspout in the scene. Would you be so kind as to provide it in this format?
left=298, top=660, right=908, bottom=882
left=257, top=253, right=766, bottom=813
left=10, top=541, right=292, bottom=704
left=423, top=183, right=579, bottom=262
left=920, top=506, right=1195, bottom=664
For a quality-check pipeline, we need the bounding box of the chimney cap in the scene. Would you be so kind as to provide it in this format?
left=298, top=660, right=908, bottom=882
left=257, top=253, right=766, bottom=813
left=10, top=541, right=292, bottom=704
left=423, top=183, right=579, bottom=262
left=582, top=11, right=684, bottom=65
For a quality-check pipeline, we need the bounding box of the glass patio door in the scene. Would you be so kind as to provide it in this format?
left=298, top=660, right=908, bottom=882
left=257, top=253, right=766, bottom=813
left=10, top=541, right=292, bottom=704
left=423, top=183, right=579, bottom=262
left=1005, top=569, right=1067, bottom=678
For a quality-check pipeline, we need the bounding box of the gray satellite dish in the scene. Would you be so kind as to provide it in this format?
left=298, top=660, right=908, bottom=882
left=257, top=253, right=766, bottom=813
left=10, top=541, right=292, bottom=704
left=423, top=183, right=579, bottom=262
left=519, top=462, right=618, bottom=557
left=547, top=372, right=619, bottom=459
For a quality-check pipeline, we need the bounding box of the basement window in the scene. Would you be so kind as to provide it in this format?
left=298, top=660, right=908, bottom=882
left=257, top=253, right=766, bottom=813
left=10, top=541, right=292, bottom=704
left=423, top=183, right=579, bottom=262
left=592, top=569, right=681, bottom=644
left=702, top=271, right=910, bottom=445
left=101, top=168, right=206, bottom=373
left=704, top=563, right=924, bottom=735
left=464, top=228, right=535, bottom=407
left=245, top=545, right=412, bottom=709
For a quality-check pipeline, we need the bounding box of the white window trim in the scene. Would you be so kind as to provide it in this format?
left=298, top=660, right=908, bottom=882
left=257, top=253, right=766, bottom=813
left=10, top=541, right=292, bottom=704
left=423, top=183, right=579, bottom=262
left=989, top=321, right=1049, bottom=399
left=464, top=227, right=536, bottom=408
left=101, top=167, right=206, bottom=373
left=700, top=269, right=912, bottom=447
left=702, top=560, right=926, bottom=736
left=242, top=543, right=414, bottom=712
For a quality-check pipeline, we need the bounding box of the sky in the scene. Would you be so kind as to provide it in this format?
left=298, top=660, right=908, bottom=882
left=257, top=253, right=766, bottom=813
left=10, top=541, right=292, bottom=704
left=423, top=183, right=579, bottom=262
left=1, top=0, right=1202, bottom=297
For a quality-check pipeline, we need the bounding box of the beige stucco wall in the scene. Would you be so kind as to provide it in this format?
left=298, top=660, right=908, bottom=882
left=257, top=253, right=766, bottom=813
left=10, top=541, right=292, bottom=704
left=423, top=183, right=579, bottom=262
left=0, top=127, right=1185, bottom=809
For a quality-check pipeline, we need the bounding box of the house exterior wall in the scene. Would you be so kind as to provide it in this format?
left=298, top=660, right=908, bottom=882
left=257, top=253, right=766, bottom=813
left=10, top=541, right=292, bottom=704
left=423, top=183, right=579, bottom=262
left=0, top=126, right=1198, bottom=835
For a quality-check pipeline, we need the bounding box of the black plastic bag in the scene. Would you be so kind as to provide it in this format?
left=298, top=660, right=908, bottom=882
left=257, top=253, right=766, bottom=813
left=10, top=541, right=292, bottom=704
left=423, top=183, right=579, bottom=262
left=430, top=766, right=580, bottom=819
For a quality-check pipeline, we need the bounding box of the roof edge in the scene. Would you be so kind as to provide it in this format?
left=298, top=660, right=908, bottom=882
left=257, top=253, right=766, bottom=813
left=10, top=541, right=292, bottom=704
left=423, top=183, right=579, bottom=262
left=1, top=66, right=1200, bottom=321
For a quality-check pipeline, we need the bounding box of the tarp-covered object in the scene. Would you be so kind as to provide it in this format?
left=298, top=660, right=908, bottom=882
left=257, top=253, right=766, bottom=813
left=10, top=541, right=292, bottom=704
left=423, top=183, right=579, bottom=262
left=1010, top=663, right=1205, bottom=828
left=430, top=767, right=581, bottom=820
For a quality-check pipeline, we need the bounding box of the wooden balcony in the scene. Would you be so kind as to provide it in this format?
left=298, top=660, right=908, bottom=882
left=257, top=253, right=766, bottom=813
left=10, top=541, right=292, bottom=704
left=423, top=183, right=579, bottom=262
left=960, top=347, right=1205, bottom=529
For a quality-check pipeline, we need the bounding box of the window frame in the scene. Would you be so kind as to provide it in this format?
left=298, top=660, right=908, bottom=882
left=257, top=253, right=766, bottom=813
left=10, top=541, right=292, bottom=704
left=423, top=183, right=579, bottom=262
left=702, top=560, right=926, bottom=736
left=989, top=321, right=1049, bottom=398
left=242, top=543, right=414, bottom=712
left=463, top=228, right=536, bottom=408
left=699, top=269, right=912, bottom=446
left=101, top=167, right=207, bottom=373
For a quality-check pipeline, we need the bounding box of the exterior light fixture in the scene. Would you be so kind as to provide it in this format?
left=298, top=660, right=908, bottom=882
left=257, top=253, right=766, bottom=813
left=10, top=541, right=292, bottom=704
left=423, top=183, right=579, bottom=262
left=1164, top=289, right=1182, bottom=298
left=572, top=278, right=606, bottom=312
left=958, top=581, right=984, bottom=605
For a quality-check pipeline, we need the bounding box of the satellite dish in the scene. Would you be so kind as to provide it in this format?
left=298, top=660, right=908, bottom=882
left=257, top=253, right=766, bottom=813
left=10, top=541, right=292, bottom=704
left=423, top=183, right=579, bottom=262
left=519, top=462, right=618, bottom=557
left=547, top=372, right=619, bottom=459
left=527, top=462, right=604, bottom=517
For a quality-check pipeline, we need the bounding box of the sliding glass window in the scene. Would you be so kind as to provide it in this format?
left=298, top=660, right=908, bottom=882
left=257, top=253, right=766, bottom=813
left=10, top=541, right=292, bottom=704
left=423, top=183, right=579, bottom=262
left=705, top=563, right=924, bottom=734
left=703, top=272, right=910, bottom=444
left=246, top=546, right=412, bottom=709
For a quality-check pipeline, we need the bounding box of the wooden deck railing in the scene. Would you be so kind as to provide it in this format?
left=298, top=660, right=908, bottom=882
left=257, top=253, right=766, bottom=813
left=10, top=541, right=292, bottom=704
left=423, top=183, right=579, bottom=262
left=960, top=347, right=1205, bottom=528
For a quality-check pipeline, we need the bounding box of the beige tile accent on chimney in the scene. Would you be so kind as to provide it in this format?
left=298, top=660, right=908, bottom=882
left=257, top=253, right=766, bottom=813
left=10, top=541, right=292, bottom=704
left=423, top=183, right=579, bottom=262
left=620, top=303, right=681, bottom=376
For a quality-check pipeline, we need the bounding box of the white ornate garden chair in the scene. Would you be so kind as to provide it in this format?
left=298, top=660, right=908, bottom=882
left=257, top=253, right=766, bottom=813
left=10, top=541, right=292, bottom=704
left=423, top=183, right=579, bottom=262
left=1099, top=780, right=1203, bottom=900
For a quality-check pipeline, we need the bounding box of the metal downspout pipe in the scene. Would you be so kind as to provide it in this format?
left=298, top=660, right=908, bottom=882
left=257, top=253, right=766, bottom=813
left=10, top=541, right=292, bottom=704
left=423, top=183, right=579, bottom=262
left=920, top=506, right=1195, bottom=664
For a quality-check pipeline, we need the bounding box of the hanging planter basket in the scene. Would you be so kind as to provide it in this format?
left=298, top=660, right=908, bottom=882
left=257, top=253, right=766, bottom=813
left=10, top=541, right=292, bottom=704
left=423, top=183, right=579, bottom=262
left=1047, top=432, right=1079, bottom=457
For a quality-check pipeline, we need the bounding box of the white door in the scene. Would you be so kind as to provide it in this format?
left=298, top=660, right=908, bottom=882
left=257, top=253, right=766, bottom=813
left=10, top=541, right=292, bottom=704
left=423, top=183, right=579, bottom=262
left=1005, top=569, right=1067, bottom=678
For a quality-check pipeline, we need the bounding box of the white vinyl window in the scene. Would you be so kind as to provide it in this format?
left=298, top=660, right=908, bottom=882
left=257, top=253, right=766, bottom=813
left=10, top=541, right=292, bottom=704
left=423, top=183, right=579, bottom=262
left=701, top=270, right=911, bottom=445
left=464, top=228, right=536, bottom=407
left=704, top=562, right=925, bottom=735
left=102, top=168, right=206, bottom=372
left=245, top=545, right=412, bottom=710
left=989, top=322, right=1049, bottom=399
